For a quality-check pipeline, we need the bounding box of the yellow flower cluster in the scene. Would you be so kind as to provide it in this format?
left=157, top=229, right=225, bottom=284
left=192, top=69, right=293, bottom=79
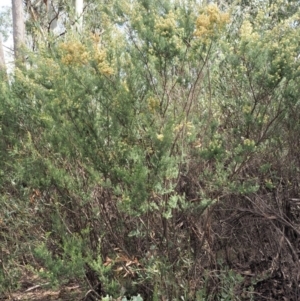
left=156, top=133, right=164, bottom=141
left=94, top=49, right=114, bottom=75
left=242, top=104, right=252, bottom=114
left=90, top=33, right=114, bottom=75
left=60, top=41, right=89, bottom=66
left=195, top=4, right=229, bottom=39
left=240, top=20, right=252, bottom=38
left=174, top=121, right=194, bottom=136
left=155, top=11, right=177, bottom=37
left=147, top=96, right=160, bottom=113
left=42, top=58, right=60, bottom=79
left=243, top=138, right=255, bottom=147
left=59, top=38, right=114, bottom=75
left=240, top=20, right=259, bottom=41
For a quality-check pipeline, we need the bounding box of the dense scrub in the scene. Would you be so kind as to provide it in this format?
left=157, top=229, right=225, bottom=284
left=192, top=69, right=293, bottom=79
left=1, top=1, right=300, bottom=300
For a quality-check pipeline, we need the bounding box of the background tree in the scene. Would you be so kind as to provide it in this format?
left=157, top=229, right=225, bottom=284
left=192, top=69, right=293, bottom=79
left=75, top=0, right=83, bottom=31
left=0, top=35, right=6, bottom=73
left=12, top=0, right=25, bottom=60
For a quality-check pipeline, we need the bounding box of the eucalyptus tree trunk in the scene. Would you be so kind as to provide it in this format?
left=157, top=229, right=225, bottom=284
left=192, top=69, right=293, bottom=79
left=47, top=0, right=58, bottom=31
left=0, top=35, right=6, bottom=73
left=75, top=0, right=83, bottom=31
left=12, top=0, right=25, bottom=61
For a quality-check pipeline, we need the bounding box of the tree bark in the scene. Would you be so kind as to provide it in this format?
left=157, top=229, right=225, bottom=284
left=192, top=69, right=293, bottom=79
left=0, top=35, right=6, bottom=72
left=75, top=0, right=83, bottom=31
left=12, top=0, right=25, bottom=61
left=47, top=0, right=58, bottom=31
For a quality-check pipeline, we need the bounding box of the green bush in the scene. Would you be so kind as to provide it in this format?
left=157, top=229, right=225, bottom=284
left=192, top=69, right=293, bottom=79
left=1, top=0, right=300, bottom=299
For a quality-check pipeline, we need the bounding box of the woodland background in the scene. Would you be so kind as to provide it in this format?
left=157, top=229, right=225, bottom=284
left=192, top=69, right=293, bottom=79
left=1, top=0, right=300, bottom=300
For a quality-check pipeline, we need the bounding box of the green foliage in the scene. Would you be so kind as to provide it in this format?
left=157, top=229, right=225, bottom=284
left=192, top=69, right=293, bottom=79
left=101, top=295, right=143, bottom=301
left=120, top=295, right=143, bottom=301
left=1, top=0, right=300, bottom=299
left=195, top=269, right=255, bottom=301
left=33, top=232, right=86, bottom=286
